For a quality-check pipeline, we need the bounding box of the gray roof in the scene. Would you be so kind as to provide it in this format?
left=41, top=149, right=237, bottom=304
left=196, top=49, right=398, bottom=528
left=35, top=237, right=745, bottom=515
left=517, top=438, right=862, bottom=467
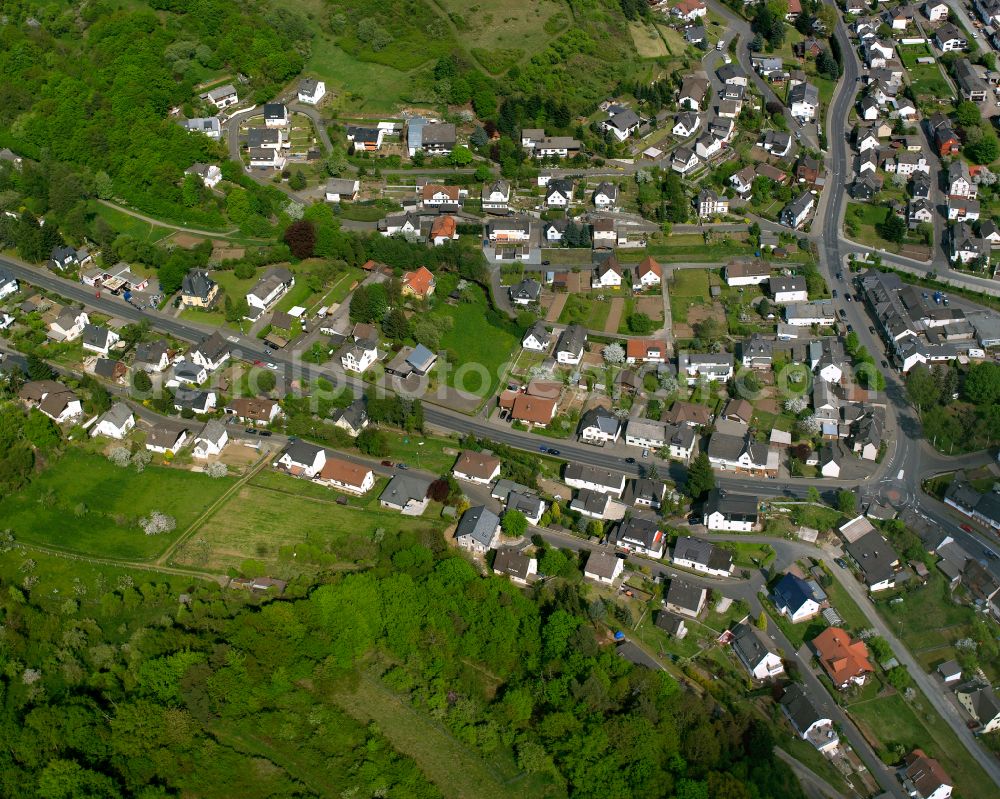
left=406, top=344, right=436, bottom=372
left=380, top=473, right=431, bottom=507
left=962, top=685, right=1000, bottom=723
left=206, top=83, right=236, bottom=101
left=174, top=387, right=213, bottom=411
left=97, top=401, right=133, bottom=429
left=769, top=275, right=807, bottom=294
left=182, top=117, right=221, bottom=134
left=82, top=324, right=113, bottom=349
left=299, top=77, right=320, bottom=94
left=732, top=621, right=780, bottom=668
left=705, top=488, right=758, bottom=520
left=263, top=102, right=286, bottom=120
left=456, top=505, right=500, bottom=548
left=420, top=122, right=457, bottom=145
left=780, top=684, right=825, bottom=734
left=148, top=424, right=187, bottom=449
left=564, top=462, right=626, bottom=490
left=607, top=109, right=640, bottom=131
left=789, top=82, right=819, bottom=105
left=666, top=578, right=705, bottom=613
left=579, top=406, right=620, bottom=437
left=332, top=399, right=367, bottom=431
left=556, top=324, right=587, bottom=356
left=195, top=331, right=229, bottom=362
left=282, top=439, right=325, bottom=466
left=248, top=128, right=281, bottom=147
left=510, top=279, right=541, bottom=302
left=673, top=534, right=735, bottom=572
left=135, top=340, right=169, bottom=366
left=614, top=516, right=661, bottom=550
left=197, top=419, right=228, bottom=445
left=494, top=548, right=534, bottom=580
left=93, top=358, right=123, bottom=379
left=523, top=320, right=551, bottom=346
left=585, top=549, right=621, bottom=579
left=571, top=488, right=611, bottom=516
left=182, top=269, right=215, bottom=300
left=845, top=530, right=899, bottom=586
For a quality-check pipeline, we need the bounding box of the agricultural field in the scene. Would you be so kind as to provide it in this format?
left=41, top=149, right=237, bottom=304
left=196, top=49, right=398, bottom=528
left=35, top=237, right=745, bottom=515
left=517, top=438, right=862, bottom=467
left=171, top=476, right=449, bottom=574
left=0, top=450, right=235, bottom=560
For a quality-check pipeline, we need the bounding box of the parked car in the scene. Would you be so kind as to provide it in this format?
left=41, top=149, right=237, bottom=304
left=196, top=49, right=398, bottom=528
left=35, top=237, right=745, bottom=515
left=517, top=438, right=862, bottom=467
left=258, top=430, right=272, bottom=437
left=538, top=445, right=548, bottom=452
left=868, top=325, right=877, bottom=334
left=244, top=428, right=258, bottom=436
left=381, top=460, right=394, bottom=467
left=832, top=289, right=838, bottom=298
left=846, top=324, right=854, bottom=333
left=881, top=359, right=889, bottom=368
left=839, top=309, right=847, bottom=319
left=834, top=558, right=849, bottom=569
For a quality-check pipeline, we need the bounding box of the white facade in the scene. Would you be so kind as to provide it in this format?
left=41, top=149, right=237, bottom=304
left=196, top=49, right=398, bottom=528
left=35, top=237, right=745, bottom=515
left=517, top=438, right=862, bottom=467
left=297, top=80, right=326, bottom=105
left=705, top=510, right=754, bottom=533
left=341, top=343, right=378, bottom=373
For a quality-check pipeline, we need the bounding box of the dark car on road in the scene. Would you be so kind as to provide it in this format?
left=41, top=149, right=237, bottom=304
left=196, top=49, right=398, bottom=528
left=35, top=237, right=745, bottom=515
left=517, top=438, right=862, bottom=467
left=834, top=558, right=849, bottom=569
left=547, top=448, right=560, bottom=455
left=624, top=457, right=636, bottom=464
left=838, top=309, right=847, bottom=319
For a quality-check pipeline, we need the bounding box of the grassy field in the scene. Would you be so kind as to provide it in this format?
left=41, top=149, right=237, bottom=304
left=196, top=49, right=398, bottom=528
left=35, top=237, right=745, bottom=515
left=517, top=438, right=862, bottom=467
left=91, top=201, right=174, bottom=243
left=557, top=292, right=612, bottom=330
left=432, top=282, right=520, bottom=398
left=820, top=570, right=871, bottom=633
left=306, top=36, right=411, bottom=113
left=172, top=478, right=449, bottom=574
left=668, top=268, right=713, bottom=323
left=629, top=22, right=669, bottom=58
left=875, top=575, right=981, bottom=653
left=0, top=450, right=235, bottom=560
left=317, top=266, right=365, bottom=309
left=646, top=234, right=754, bottom=262
left=849, top=690, right=996, bottom=797
left=333, top=674, right=548, bottom=799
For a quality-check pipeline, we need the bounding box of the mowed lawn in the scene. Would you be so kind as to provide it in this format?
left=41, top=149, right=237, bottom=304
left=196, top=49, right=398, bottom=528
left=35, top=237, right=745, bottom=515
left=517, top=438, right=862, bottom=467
left=668, top=268, right=713, bottom=323
left=432, top=285, right=519, bottom=398
left=557, top=292, right=612, bottom=330
left=0, top=450, right=234, bottom=560
left=172, top=480, right=449, bottom=573
left=849, top=692, right=996, bottom=799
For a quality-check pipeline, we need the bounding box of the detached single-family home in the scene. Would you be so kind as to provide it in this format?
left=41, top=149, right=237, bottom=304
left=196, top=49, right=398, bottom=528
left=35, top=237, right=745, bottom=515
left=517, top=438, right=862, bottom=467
left=325, top=178, right=360, bottom=203
left=781, top=192, right=815, bottom=229
left=725, top=260, right=771, bottom=286
left=812, top=627, right=874, bottom=688
left=924, top=1, right=948, bottom=23
left=430, top=215, right=458, bottom=246
left=49, top=308, right=89, bottom=342
left=276, top=440, right=327, bottom=478
left=173, top=387, right=216, bottom=415
left=678, top=75, right=710, bottom=111
left=845, top=530, right=900, bottom=592
left=180, top=269, right=219, bottom=308
left=421, top=183, right=462, bottom=208
left=521, top=321, right=552, bottom=352
left=633, top=256, right=662, bottom=290
left=453, top=450, right=502, bottom=484
left=246, top=267, right=295, bottom=314
left=341, top=338, right=378, bottom=373
left=665, top=578, right=707, bottom=618
left=297, top=78, right=326, bottom=105
left=678, top=351, right=734, bottom=385
left=146, top=424, right=188, bottom=454
left=578, top=406, right=622, bottom=445
left=768, top=275, right=809, bottom=303
left=593, top=182, right=619, bottom=209
left=185, top=163, right=222, bottom=188
left=90, top=402, right=135, bottom=440
left=204, top=83, right=238, bottom=109
left=592, top=256, right=623, bottom=289
left=671, top=147, right=700, bottom=174
left=402, top=265, right=436, bottom=299
left=379, top=473, right=431, bottom=514
left=225, top=397, right=281, bottom=427
left=613, top=516, right=665, bottom=558
left=0, top=267, right=18, bottom=300
left=481, top=179, right=511, bottom=213
left=331, top=400, right=369, bottom=438
left=455, top=505, right=501, bottom=554
left=192, top=420, right=229, bottom=459
left=731, top=622, right=785, bottom=680
left=509, top=278, right=541, bottom=305
left=249, top=146, right=285, bottom=170
left=602, top=109, right=641, bottom=141
left=935, top=23, right=967, bottom=52
left=672, top=535, right=734, bottom=577
left=772, top=573, right=822, bottom=622
left=190, top=332, right=230, bottom=372
left=780, top=684, right=839, bottom=752
left=789, top=82, right=819, bottom=121
left=81, top=324, right=120, bottom=357
left=493, top=549, right=538, bottom=586
left=346, top=126, right=386, bottom=153
left=564, top=463, right=625, bottom=496
left=316, top=457, right=375, bottom=494
left=899, top=750, right=953, bottom=799
left=703, top=488, right=759, bottom=532
left=555, top=324, right=587, bottom=365
left=673, top=111, right=701, bottom=138
left=181, top=117, right=222, bottom=138
left=584, top=549, right=624, bottom=584
left=263, top=102, right=288, bottom=128
left=696, top=188, right=729, bottom=217
left=957, top=684, right=1000, bottom=733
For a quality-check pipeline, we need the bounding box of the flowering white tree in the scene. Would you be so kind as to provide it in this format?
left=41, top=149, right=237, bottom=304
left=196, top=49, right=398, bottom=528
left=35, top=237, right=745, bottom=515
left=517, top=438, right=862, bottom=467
left=140, top=512, right=177, bottom=536
left=659, top=374, right=679, bottom=393
left=784, top=395, right=808, bottom=414
left=108, top=447, right=131, bottom=467
left=602, top=342, right=625, bottom=365
left=800, top=415, right=821, bottom=435
left=206, top=462, right=229, bottom=479
left=285, top=201, right=304, bottom=220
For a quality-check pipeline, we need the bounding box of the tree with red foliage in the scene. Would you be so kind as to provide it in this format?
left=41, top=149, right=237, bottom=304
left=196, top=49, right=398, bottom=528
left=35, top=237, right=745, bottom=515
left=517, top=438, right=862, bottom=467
left=284, top=220, right=316, bottom=259
left=427, top=479, right=451, bottom=503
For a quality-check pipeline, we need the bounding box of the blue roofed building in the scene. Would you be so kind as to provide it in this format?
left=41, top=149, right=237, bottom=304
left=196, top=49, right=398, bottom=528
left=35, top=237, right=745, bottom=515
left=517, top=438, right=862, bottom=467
left=772, top=573, right=822, bottom=622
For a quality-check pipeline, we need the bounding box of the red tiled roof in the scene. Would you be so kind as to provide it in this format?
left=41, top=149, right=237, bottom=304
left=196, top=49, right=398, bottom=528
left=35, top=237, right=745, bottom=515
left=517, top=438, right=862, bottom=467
left=421, top=184, right=460, bottom=201
left=319, top=456, right=371, bottom=489
left=430, top=215, right=456, bottom=239
left=403, top=266, right=435, bottom=296
left=626, top=338, right=666, bottom=360
left=510, top=394, right=558, bottom=424
left=637, top=256, right=662, bottom=278
left=812, top=627, right=874, bottom=686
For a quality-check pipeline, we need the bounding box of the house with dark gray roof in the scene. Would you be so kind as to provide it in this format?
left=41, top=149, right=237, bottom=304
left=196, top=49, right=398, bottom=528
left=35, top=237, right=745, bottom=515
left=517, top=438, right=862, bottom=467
left=555, top=324, right=587, bottom=365
left=730, top=622, right=784, bottom=680
left=671, top=535, right=734, bottom=577
left=455, top=506, right=501, bottom=554
left=578, top=406, right=621, bottom=444
left=613, top=516, right=664, bottom=558
left=772, top=573, right=822, bottom=622
left=82, top=324, right=120, bottom=356
left=845, top=530, right=900, bottom=592
left=665, top=578, right=707, bottom=617
left=780, top=684, right=838, bottom=751
left=493, top=548, right=537, bottom=585
left=379, top=473, right=431, bottom=514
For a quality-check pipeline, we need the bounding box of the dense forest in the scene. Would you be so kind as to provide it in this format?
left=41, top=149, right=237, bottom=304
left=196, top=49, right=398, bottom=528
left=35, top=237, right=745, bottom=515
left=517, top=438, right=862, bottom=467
left=0, top=522, right=809, bottom=799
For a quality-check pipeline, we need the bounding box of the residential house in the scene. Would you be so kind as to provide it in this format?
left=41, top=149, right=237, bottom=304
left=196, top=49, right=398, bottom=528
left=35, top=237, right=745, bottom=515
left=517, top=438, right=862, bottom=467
left=672, top=0, right=707, bottom=21
left=421, top=183, right=462, bottom=209
left=725, top=260, right=771, bottom=285
left=951, top=222, right=988, bottom=265
left=948, top=160, right=976, bottom=198
left=695, top=133, right=722, bottom=160
left=225, top=397, right=281, bottom=426
left=784, top=299, right=836, bottom=326
left=493, top=549, right=538, bottom=586
left=578, top=406, right=621, bottom=445
left=812, top=627, right=874, bottom=688
left=717, top=62, right=748, bottom=87
left=532, top=136, right=581, bottom=158
left=602, top=109, right=641, bottom=141
left=347, top=126, right=385, bottom=153
left=572, top=488, right=614, bottom=520
left=401, top=265, right=436, bottom=299
left=180, top=269, right=219, bottom=308
left=276, top=440, right=327, bottom=478
left=190, top=332, right=230, bottom=371
left=185, top=163, right=222, bottom=188
left=845, top=530, right=900, bottom=592
left=192, top=420, right=229, bottom=459
left=663, top=401, right=713, bottom=427
left=297, top=77, right=326, bottom=105
left=381, top=212, right=420, bottom=238
left=956, top=684, right=1000, bottom=733
left=924, top=1, right=948, bottom=22
left=769, top=275, right=809, bottom=303
left=934, top=23, right=966, bottom=51
left=430, top=215, right=458, bottom=246
left=499, top=390, right=558, bottom=427
left=48, top=307, right=89, bottom=341
left=761, top=130, right=794, bottom=157
left=584, top=550, right=624, bottom=584
left=248, top=146, right=285, bottom=170
left=671, top=146, right=700, bottom=174
left=706, top=432, right=778, bottom=476
left=487, top=217, right=531, bottom=243
left=521, top=321, right=552, bottom=352
left=633, top=256, right=662, bottom=290
left=481, top=179, right=511, bottom=213
left=564, top=463, right=626, bottom=497
left=780, top=684, right=839, bottom=752
left=781, top=192, right=815, bottom=229
left=899, top=750, right=953, bottom=799
left=933, top=117, right=960, bottom=156
left=684, top=23, right=706, bottom=45
left=90, top=402, right=135, bottom=440
left=696, top=188, right=729, bottom=217
left=772, top=573, right=822, bottom=622
left=453, top=450, right=502, bottom=484
left=145, top=424, right=188, bottom=454
left=246, top=267, right=294, bottom=315
left=703, top=488, right=759, bottom=532
left=678, top=75, right=710, bottom=111
left=204, top=84, right=238, bottom=109
left=455, top=506, right=501, bottom=554
left=613, top=516, right=665, bottom=558
left=331, top=399, right=369, bottom=437
left=886, top=151, right=930, bottom=177
left=678, top=351, right=734, bottom=385
left=379, top=473, right=431, bottom=514
left=81, top=324, right=120, bottom=356
left=416, top=122, right=456, bottom=156
left=626, top=338, right=667, bottom=364
left=672, top=534, right=734, bottom=577
left=593, top=182, right=619, bottom=209
left=672, top=111, right=701, bottom=138
left=325, top=178, right=360, bottom=202
left=909, top=198, right=934, bottom=228
left=340, top=338, right=378, bottom=373
left=509, top=278, right=541, bottom=305
left=181, top=117, right=221, bottom=138
left=623, top=478, right=666, bottom=510
left=789, top=83, right=819, bottom=121
left=722, top=397, right=752, bottom=426
left=0, top=267, right=18, bottom=300
left=541, top=219, right=566, bottom=243
left=955, top=58, right=988, bottom=101
left=731, top=622, right=785, bottom=680
left=730, top=165, right=757, bottom=196
left=664, top=578, right=707, bottom=618
left=316, top=457, right=375, bottom=494
left=555, top=324, right=587, bottom=365
left=173, top=387, right=216, bottom=415
left=592, top=256, right=623, bottom=288
left=937, top=660, right=963, bottom=684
